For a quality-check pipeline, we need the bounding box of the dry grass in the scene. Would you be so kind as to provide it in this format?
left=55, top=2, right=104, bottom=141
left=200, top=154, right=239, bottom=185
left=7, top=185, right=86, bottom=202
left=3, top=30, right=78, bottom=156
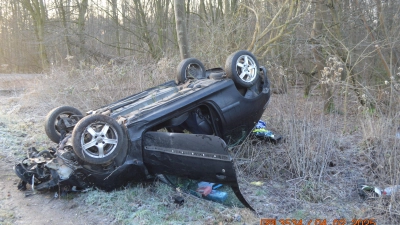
left=232, top=66, right=400, bottom=223
left=80, top=182, right=256, bottom=225
left=20, top=57, right=177, bottom=114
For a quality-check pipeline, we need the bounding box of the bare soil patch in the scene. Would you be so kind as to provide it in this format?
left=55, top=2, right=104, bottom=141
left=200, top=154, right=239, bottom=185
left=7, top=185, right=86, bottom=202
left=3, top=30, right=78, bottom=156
left=0, top=74, right=114, bottom=224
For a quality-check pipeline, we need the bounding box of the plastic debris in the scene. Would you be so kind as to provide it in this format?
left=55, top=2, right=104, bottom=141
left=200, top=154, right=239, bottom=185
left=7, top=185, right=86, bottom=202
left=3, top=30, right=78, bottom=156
left=213, top=184, right=223, bottom=189
left=204, top=190, right=228, bottom=203
left=360, top=184, right=400, bottom=197
left=382, top=185, right=400, bottom=196
left=194, top=182, right=228, bottom=203
left=256, top=120, right=267, bottom=129
left=196, top=186, right=212, bottom=196
left=361, top=185, right=382, bottom=197
left=253, top=128, right=274, bottom=138
left=250, top=181, right=264, bottom=186
left=252, top=120, right=282, bottom=143
left=198, top=181, right=214, bottom=187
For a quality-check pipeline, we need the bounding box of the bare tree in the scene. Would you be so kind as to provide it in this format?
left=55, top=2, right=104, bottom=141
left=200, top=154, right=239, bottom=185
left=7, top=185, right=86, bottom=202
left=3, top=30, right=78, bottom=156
left=174, top=0, right=190, bottom=59
left=20, top=0, right=49, bottom=70
left=77, top=0, right=88, bottom=58
left=55, top=0, right=72, bottom=57
left=311, top=0, right=336, bottom=113
left=110, top=0, right=120, bottom=56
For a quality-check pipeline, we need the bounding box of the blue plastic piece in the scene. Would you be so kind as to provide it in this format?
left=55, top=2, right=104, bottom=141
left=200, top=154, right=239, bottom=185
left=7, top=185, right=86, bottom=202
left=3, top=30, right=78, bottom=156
left=193, top=182, right=227, bottom=203
left=203, top=190, right=228, bottom=203
left=253, top=120, right=276, bottom=138
left=198, top=181, right=214, bottom=187
left=213, top=184, right=223, bottom=189
left=256, top=120, right=267, bottom=129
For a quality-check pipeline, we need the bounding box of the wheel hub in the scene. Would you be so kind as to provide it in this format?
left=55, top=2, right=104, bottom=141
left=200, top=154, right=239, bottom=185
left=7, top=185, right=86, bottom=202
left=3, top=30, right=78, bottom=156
left=95, top=136, right=104, bottom=144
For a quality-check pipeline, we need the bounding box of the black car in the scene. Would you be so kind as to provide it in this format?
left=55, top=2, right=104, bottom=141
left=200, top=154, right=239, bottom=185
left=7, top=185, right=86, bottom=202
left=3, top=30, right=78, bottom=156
left=14, top=50, right=271, bottom=209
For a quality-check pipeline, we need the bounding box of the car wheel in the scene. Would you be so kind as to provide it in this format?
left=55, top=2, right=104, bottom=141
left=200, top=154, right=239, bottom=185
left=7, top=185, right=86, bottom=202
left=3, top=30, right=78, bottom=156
left=72, top=114, right=125, bottom=165
left=44, top=106, right=83, bottom=143
left=176, top=58, right=206, bottom=83
left=225, top=50, right=260, bottom=88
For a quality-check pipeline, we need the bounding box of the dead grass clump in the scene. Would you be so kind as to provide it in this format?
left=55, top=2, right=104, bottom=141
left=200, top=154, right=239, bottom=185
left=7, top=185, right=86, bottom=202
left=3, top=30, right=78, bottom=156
left=232, top=90, right=349, bottom=215
left=359, top=114, right=400, bottom=183
left=235, top=91, right=340, bottom=181
left=357, top=112, right=400, bottom=222
left=282, top=115, right=340, bottom=180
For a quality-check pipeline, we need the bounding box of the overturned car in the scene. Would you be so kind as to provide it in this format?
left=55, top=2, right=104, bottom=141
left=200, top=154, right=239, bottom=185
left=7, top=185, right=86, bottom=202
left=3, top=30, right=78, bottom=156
left=14, top=50, right=271, bottom=209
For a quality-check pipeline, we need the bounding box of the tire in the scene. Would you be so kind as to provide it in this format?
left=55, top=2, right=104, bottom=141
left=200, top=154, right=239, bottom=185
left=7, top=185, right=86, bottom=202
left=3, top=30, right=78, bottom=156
left=44, top=106, right=83, bottom=143
left=72, top=114, right=125, bottom=165
left=176, top=58, right=206, bottom=84
left=225, top=50, right=260, bottom=88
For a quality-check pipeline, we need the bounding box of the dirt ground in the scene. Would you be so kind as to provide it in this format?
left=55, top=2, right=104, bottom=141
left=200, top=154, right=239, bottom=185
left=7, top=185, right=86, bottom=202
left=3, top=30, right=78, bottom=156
left=0, top=74, right=115, bottom=224
left=0, top=163, right=114, bottom=225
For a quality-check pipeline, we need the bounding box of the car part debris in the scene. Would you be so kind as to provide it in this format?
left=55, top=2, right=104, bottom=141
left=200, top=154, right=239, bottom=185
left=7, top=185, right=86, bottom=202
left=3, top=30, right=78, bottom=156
left=14, top=51, right=271, bottom=210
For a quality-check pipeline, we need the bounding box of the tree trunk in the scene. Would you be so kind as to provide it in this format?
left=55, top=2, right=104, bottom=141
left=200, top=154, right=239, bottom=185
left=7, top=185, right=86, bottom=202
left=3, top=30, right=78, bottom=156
left=199, top=0, right=207, bottom=20
left=224, top=0, right=230, bottom=19
left=174, top=0, right=190, bottom=59
left=185, top=0, right=190, bottom=33
left=133, top=0, right=160, bottom=59
left=55, top=0, right=72, bottom=57
left=199, top=0, right=207, bottom=35
left=156, top=0, right=170, bottom=54
left=208, top=0, right=214, bottom=24
left=311, top=0, right=335, bottom=113
left=77, top=0, right=89, bottom=58
left=111, top=0, right=120, bottom=56
left=21, top=0, right=49, bottom=70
